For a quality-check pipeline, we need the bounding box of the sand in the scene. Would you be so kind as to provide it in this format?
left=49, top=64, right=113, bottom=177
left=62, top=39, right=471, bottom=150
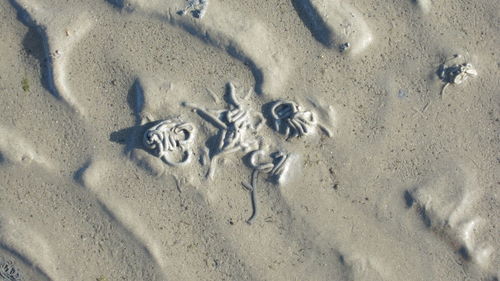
left=0, top=0, right=498, bottom=280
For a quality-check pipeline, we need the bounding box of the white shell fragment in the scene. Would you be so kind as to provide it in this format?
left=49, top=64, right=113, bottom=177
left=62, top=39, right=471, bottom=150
left=143, top=118, right=196, bottom=167
left=178, top=0, right=209, bottom=19
left=438, top=55, right=478, bottom=96
left=270, top=100, right=318, bottom=139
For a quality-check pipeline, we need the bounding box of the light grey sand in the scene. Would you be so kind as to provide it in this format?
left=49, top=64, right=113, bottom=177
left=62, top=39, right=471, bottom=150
left=0, top=0, right=498, bottom=280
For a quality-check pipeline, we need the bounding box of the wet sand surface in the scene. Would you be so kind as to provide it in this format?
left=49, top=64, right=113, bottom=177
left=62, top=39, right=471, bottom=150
left=0, top=0, right=498, bottom=280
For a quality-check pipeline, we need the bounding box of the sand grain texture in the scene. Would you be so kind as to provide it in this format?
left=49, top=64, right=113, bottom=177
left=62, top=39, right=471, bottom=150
left=0, top=0, right=498, bottom=280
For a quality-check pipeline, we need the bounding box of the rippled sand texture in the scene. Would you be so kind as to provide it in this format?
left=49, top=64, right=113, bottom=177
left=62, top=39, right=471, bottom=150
left=0, top=0, right=499, bottom=280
